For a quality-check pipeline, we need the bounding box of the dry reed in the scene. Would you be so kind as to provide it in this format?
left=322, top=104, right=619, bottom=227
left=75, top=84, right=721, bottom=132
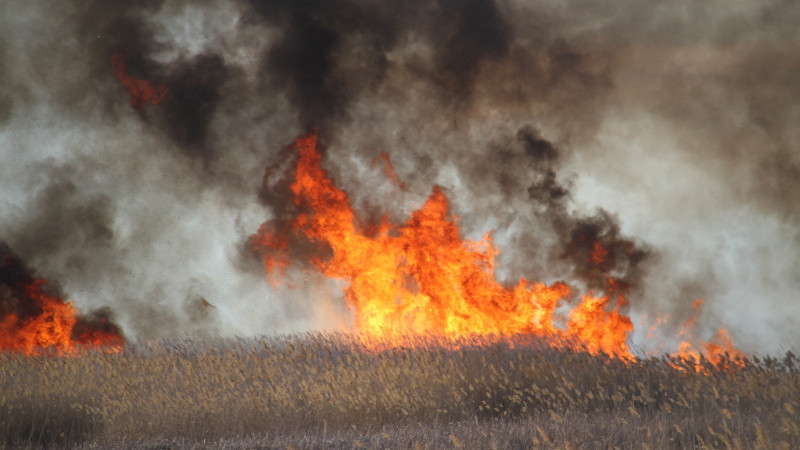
left=0, top=332, right=797, bottom=449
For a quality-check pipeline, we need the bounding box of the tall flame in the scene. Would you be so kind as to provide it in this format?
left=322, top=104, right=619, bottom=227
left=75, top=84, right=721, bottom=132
left=252, top=131, right=635, bottom=359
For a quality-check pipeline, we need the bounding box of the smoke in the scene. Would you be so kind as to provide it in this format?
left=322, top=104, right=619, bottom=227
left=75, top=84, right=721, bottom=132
left=1, top=0, right=798, bottom=354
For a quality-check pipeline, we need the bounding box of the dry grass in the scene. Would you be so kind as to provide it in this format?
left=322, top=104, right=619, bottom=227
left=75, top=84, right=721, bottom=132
left=0, top=332, right=798, bottom=449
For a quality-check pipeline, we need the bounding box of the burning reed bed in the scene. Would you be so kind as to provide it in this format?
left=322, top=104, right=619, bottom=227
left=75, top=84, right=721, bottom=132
left=0, top=333, right=798, bottom=449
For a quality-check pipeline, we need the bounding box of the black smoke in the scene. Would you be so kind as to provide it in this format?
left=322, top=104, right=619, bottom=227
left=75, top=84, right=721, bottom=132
left=159, top=54, right=230, bottom=159
left=0, top=0, right=799, bottom=353
left=0, top=243, right=47, bottom=322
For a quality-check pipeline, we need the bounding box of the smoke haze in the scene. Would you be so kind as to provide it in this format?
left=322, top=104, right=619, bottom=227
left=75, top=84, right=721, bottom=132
left=1, top=0, right=798, bottom=354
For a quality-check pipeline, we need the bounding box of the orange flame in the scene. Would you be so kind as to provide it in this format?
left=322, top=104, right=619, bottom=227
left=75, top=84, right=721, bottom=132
left=1, top=249, right=124, bottom=355
left=0, top=280, right=77, bottom=355
left=111, top=50, right=168, bottom=112
left=252, top=131, right=635, bottom=359
left=670, top=299, right=746, bottom=372
left=567, top=291, right=633, bottom=359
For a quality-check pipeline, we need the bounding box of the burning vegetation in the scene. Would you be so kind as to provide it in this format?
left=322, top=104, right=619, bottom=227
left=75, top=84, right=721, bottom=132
left=0, top=129, right=742, bottom=368
left=250, top=131, right=745, bottom=368
left=3, top=0, right=800, bottom=446
left=670, top=299, right=747, bottom=373
left=3, top=0, right=795, bottom=363
left=0, top=244, right=123, bottom=355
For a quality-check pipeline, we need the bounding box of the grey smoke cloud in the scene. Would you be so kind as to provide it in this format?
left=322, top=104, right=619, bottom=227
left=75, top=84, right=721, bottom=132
left=0, top=0, right=798, bottom=354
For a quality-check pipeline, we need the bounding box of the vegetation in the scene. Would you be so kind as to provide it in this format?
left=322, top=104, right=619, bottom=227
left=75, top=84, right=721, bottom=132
left=0, top=333, right=798, bottom=449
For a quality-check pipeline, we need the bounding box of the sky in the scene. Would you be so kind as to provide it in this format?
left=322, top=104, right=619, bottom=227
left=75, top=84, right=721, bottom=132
left=1, top=0, right=799, bottom=354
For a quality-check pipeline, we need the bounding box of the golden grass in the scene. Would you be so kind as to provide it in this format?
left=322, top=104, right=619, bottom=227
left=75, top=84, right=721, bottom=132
left=0, top=332, right=798, bottom=449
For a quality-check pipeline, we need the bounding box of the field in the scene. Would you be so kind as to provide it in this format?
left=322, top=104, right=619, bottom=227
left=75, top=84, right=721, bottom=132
left=1, top=333, right=798, bottom=449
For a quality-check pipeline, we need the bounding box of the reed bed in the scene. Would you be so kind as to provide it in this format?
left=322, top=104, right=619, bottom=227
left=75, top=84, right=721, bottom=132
left=0, top=332, right=797, bottom=449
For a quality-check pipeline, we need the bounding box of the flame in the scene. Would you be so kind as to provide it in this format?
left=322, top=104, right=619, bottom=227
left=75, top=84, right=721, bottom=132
left=111, top=50, right=168, bottom=112
left=1, top=249, right=124, bottom=355
left=0, top=280, right=77, bottom=355
left=567, top=291, right=633, bottom=359
left=670, top=299, right=746, bottom=372
left=252, top=131, right=635, bottom=359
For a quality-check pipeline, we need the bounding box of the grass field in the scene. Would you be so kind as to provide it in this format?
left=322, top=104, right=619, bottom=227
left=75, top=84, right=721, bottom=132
left=1, top=333, right=798, bottom=449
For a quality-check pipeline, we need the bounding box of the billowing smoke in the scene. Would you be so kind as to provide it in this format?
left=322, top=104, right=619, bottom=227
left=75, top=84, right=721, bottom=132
left=1, top=0, right=798, bottom=354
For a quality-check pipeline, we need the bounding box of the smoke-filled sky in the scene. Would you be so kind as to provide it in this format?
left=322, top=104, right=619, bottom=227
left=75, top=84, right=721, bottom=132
left=1, top=0, right=798, bottom=354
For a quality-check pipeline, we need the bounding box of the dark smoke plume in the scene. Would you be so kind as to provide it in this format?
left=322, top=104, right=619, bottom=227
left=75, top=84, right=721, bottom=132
left=1, top=0, right=799, bottom=354
left=159, top=54, right=230, bottom=158
left=0, top=243, right=48, bottom=323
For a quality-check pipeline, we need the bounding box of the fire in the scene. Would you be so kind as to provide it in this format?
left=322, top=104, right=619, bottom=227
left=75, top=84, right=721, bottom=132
left=671, top=299, right=746, bottom=372
left=567, top=291, right=633, bottom=359
left=252, top=131, right=636, bottom=359
left=0, top=246, right=124, bottom=355
left=0, top=280, right=77, bottom=354
left=111, top=50, right=169, bottom=112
